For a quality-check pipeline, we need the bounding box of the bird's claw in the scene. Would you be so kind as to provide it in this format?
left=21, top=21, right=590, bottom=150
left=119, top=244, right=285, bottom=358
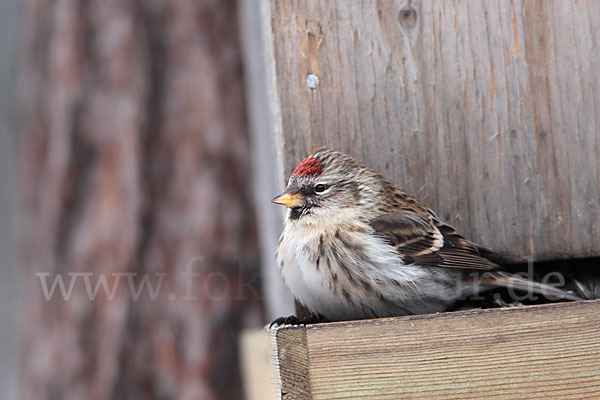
left=268, top=314, right=328, bottom=328
left=269, top=315, right=303, bottom=328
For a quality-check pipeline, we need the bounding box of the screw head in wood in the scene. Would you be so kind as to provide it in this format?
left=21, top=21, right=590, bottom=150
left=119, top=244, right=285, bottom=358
left=306, top=73, right=320, bottom=90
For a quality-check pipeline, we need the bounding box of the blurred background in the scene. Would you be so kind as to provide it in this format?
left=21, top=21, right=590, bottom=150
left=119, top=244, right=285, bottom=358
left=2, top=2, right=600, bottom=399
left=0, top=0, right=294, bottom=399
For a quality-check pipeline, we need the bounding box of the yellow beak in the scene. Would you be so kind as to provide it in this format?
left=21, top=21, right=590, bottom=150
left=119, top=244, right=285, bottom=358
left=271, top=192, right=306, bottom=208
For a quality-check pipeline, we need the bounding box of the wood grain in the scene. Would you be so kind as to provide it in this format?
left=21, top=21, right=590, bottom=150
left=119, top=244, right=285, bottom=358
left=272, top=326, right=312, bottom=400
left=265, top=0, right=600, bottom=260
left=240, top=0, right=296, bottom=320
left=264, top=300, right=600, bottom=399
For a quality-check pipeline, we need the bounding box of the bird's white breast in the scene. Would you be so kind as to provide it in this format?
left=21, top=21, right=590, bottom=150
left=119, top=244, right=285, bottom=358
left=276, top=219, right=457, bottom=321
left=277, top=224, right=350, bottom=319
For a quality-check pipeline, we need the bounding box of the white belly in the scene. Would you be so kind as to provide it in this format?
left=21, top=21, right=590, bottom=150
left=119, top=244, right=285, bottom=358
left=282, top=246, right=356, bottom=320
left=276, top=223, right=457, bottom=321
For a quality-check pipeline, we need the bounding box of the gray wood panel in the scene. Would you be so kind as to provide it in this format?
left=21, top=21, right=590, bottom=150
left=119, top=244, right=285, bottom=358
left=0, top=0, right=18, bottom=397
left=240, top=0, right=295, bottom=319
left=266, top=0, right=600, bottom=260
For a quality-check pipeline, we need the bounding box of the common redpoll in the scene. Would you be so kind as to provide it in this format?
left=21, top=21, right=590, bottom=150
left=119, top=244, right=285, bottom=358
left=272, top=150, right=579, bottom=322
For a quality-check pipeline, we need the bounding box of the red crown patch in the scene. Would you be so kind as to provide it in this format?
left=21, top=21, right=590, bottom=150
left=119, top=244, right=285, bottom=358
left=292, top=156, right=324, bottom=177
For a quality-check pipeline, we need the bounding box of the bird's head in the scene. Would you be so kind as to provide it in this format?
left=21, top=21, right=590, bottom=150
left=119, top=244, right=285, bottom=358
left=272, top=150, right=388, bottom=223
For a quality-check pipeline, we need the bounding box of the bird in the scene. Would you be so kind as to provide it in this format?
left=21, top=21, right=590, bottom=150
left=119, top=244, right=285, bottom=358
left=272, top=149, right=580, bottom=322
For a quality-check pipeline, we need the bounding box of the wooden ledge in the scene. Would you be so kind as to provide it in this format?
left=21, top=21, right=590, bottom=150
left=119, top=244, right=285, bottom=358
left=242, top=300, right=600, bottom=400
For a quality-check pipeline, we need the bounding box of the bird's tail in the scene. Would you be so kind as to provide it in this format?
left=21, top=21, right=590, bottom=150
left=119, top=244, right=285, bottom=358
left=486, top=271, right=582, bottom=301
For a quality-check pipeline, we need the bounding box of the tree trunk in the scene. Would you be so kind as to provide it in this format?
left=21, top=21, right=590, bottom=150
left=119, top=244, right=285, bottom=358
left=17, top=0, right=262, bottom=399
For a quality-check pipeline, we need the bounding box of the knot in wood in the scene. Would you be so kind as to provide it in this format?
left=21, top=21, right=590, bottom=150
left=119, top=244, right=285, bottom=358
left=397, top=5, right=418, bottom=30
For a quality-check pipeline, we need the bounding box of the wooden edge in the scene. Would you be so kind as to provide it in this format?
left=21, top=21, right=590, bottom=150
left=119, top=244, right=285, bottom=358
left=240, top=329, right=279, bottom=400
left=257, top=301, right=600, bottom=399
left=301, top=300, right=600, bottom=399
left=239, top=0, right=295, bottom=321
left=271, top=325, right=312, bottom=400
left=305, top=299, right=600, bottom=331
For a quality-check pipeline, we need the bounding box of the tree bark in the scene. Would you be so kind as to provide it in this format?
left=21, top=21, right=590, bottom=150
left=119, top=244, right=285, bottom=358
left=17, top=0, right=262, bottom=399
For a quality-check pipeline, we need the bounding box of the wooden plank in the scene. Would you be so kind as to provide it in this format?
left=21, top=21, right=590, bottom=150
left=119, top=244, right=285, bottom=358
left=268, top=300, right=600, bottom=399
left=0, top=0, right=18, bottom=397
left=272, top=326, right=312, bottom=400
left=241, top=326, right=312, bottom=400
left=265, top=0, right=600, bottom=260
left=240, top=0, right=295, bottom=319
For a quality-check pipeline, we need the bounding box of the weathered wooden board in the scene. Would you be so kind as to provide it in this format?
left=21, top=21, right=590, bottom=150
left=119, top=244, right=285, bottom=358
left=251, top=300, right=600, bottom=399
left=240, top=0, right=296, bottom=320
left=264, top=0, right=600, bottom=261
left=241, top=3, right=600, bottom=398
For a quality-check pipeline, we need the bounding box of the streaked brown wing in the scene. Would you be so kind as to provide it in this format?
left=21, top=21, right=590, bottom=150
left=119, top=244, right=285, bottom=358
left=370, top=211, right=499, bottom=271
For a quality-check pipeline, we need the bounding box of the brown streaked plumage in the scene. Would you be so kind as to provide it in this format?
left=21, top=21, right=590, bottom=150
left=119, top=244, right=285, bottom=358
left=272, top=150, right=580, bottom=322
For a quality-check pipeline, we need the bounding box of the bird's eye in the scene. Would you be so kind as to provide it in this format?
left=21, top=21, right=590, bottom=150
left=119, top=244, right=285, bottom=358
left=315, top=184, right=327, bottom=193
